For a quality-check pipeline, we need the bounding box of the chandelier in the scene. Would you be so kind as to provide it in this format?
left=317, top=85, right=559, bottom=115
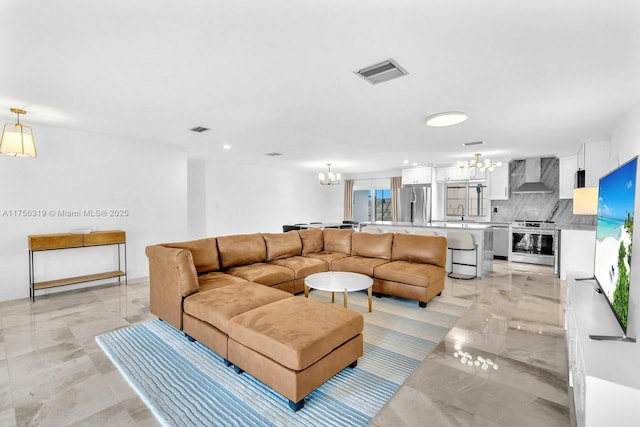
left=318, top=163, right=341, bottom=185
left=0, top=108, right=37, bottom=157
left=457, top=153, right=502, bottom=172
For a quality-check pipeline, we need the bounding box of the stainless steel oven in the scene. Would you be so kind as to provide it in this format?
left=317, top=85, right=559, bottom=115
left=509, top=220, right=556, bottom=266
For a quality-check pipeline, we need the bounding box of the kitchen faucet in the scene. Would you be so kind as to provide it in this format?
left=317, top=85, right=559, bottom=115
left=456, top=204, right=465, bottom=221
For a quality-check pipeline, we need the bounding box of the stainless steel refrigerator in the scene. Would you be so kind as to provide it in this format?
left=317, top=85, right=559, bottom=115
left=399, top=185, right=431, bottom=225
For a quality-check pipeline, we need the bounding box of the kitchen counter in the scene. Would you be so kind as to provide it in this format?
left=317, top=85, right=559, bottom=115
left=361, top=222, right=493, bottom=278
left=363, top=221, right=494, bottom=229
left=555, top=223, right=596, bottom=231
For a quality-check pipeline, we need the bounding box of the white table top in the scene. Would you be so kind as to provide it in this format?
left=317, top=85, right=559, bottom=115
left=304, top=271, right=373, bottom=292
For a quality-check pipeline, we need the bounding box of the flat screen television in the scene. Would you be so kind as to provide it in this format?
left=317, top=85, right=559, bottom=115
left=593, top=156, right=637, bottom=336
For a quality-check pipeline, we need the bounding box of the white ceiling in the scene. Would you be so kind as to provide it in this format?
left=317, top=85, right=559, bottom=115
left=2, top=0, right=640, bottom=174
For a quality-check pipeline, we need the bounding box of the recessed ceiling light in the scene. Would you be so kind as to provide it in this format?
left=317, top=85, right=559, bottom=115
left=223, top=144, right=231, bottom=150
left=425, top=112, right=468, bottom=127
left=412, top=162, right=418, bottom=167
left=403, top=160, right=409, bottom=164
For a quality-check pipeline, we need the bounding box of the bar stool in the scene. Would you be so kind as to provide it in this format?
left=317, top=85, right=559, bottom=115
left=447, top=231, right=477, bottom=280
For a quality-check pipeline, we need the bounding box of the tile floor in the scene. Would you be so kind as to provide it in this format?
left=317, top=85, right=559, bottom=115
left=0, top=261, right=572, bottom=426
left=372, top=261, right=572, bottom=427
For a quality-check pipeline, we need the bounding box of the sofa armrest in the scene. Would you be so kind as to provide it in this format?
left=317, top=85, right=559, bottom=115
left=145, top=245, right=199, bottom=330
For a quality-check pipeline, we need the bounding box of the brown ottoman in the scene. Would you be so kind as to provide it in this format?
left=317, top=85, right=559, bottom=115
left=227, top=297, right=364, bottom=411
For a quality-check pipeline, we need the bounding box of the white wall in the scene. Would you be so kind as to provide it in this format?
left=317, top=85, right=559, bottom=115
left=611, top=98, right=640, bottom=338
left=205, top=160, right=343, bottom=236
left=187, top=158, right=207, bottom=239
left=0, top=124, right=188, bottom=301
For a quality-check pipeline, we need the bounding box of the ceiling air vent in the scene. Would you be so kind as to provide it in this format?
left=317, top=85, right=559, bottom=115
left=354, top=58, right=408, bottom=85
left=265, top=152, right=283, bottom=157
left=463, top=141, right=485, bottom=147
left=190, top=126, right=210, bottom=133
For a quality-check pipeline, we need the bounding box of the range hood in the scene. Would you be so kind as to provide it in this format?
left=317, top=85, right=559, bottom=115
left=512, top=158, right=553, bottom=194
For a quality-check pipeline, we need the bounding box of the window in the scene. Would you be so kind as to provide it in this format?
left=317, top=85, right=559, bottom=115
left=374, top=189, right=392, bottom=221
left=353, top=187, right=392, bottom=222
left=445, top=182, right=489, bottom=218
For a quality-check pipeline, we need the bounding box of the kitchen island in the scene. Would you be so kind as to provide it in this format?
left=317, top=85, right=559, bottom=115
left=361, top=222, right=493, bottom=278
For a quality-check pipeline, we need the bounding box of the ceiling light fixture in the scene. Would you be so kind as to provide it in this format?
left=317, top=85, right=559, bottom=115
left=318, top=163, right=341, bottom=186
left=0, top=108, right=37, bottom=157
left=458, top=153, right=502, bottom=172
left=425, top=111, right=468, bottom=127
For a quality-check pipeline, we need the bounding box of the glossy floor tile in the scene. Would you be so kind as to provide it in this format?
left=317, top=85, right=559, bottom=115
left=0, top=261, right=573, bottom=426
left=371, top=261, right=572, bottom=427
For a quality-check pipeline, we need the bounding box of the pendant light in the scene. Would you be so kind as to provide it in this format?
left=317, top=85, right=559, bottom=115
left=0, top=108, right=37, bottom=157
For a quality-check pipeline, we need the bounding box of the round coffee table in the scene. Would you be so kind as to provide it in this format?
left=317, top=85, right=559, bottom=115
left=304, top=271, right=374, bottom=312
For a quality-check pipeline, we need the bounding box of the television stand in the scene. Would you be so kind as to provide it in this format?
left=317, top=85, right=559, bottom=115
left=566, top=273, right=640, bottom=426
left=589, top=334, right=636, bottom=342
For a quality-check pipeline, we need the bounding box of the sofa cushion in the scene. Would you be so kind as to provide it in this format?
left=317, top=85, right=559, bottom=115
left=391, top=233, right=447, bottom=267
left=269, top=256, right=329, bottom=279
left=228, top=297, right=363, bottom=371
left=352, top=232, right=393, bottom=260
left=263, top=231, right=302, bottom=261
left=373, top=261, right=445, bottom=288
left=297, top=228, right=324, bottom=255
left=146, top=245, right=199, bottom=297
left=331, top=256, right=390, bottom=276
left=305, top=251, right=349, bottom=268
left=164, top=237, right=220, bottom=274
left=217, top=233, right=266, bottom=269
left=322, top=228, right=353, bottom=254
left=198, top=272, right=250, bottom=292
left=183, top=282, right=293, bottom=334
left=226, top=263, right=295, bottom=286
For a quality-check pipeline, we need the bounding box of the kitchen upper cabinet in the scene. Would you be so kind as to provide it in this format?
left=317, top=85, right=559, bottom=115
left=401, top=166, right=432, bottom=185
left=559, top=154, right=577, bottom=199
left=577, top=140, right=610, bottom=187
left=489, top=166, right=509, bottom=200
left=436, top=166, right=486, bottom=182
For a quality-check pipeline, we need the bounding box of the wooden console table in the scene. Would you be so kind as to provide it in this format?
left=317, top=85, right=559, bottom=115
left=28, top=230, right=127, bottom=301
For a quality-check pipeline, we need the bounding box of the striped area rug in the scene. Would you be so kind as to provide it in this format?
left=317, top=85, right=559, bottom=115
left=96, top=292, right=467, bottom=427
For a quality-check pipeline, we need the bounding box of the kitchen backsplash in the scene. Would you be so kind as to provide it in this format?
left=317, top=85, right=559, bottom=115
left=491, top=158, right=596, bottom=228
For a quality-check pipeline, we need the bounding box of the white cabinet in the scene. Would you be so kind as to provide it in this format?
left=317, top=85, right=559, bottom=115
left=436, top=166, right=485, bottom=182
left=559, top=154, right=578, bottom=199
left=401, top=166, right=432, bottom=185
left=489, top=166, right=509, bottom=200
left=578, top=141, right=610, bottom=187
left=566, top=274, right=640, bottom=427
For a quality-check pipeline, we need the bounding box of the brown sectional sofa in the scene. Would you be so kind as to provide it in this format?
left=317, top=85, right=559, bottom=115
left=145, top=228, right=446, bottom=411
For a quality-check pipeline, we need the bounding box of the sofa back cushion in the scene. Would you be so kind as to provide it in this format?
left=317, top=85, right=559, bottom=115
left=391, top=233, right=447, bottom=267
left=352, top=232, right=393, bottom=260
left=163, top=237, right=220, bottom=274
left=323, top=228, right=353, bottom=254
left=263, top=231, right=302, bottom=261
left=217, top=233, right=266, bottom=269
left=297, top=228, right=324, bottom=254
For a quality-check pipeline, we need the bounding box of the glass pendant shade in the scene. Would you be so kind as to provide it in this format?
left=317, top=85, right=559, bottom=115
left=319, top=164, right=341, bottom=185
left=457, top=153, right=501, bottom=171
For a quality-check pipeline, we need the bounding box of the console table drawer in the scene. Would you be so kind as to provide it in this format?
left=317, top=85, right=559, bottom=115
left=83, top=231, right=126, bottom=246
left=29, top=234, right=83, bottom=250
